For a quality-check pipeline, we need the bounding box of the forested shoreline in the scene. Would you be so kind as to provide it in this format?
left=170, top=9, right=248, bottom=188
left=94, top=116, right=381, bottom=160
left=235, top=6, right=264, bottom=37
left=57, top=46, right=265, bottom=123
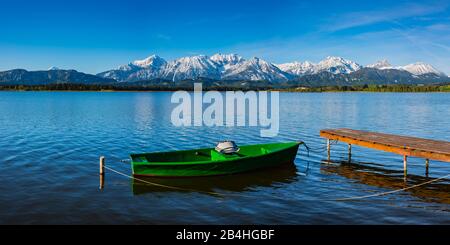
left=0, top=83, right=449, bottom=92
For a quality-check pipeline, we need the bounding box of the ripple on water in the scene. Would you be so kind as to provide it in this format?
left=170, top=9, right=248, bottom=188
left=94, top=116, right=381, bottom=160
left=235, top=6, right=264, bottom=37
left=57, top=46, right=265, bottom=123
left=0, top=91, right=449, bottom=224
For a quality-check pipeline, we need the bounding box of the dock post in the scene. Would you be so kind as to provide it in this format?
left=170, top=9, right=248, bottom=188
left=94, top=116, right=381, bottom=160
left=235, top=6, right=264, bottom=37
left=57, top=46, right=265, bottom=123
left=100, top=156, right=105, bottom=176
left=327, top=139, right=331, bottom=161
left=403, top=155, right=408, bottom=176
left=99, top=156, right=105, bottom=189
left=99, top=174, right=104, bottom=190
left=348, top=144, right=352, bottom=162
left=425, top=159, right=429, bottom=176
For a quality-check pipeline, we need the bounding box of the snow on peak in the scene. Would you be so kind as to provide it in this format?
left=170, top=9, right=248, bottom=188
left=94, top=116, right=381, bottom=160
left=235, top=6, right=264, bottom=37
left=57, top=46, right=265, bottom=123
left=367, top=59, right=393, bottom=69
left=278, top=56, right=361, bottom=75
left=175, top=55, right=210, bottom=63
left=132, top=55, right=166, bottom=68
left=365, top=60, right=446, bottom=76
left=277, top=61, right=315, bottom=75
left=98, top=53, right=447, bottom=82
left=242, top=57, right=275, bottom=69
left=210, top=53, right=244, bottom=63
left=210, top=53, right=245, bottom=69
left=399, top=62, right=445, bottom=76
left=99, top=55, right=167, bottom=81
left=315, top=56, right=362, bottom=74
left=246, top=57, right=274, bottom=67
left=48, top=66, right=61, bottom=71
left=222, top=57, right=289, bottom=82
left=160, top=55, right=221, bottom=81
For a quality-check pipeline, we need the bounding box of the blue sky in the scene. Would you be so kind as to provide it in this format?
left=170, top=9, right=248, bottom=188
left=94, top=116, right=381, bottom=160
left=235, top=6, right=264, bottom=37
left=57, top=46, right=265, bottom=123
left=0, top=0, right=449, bottom=74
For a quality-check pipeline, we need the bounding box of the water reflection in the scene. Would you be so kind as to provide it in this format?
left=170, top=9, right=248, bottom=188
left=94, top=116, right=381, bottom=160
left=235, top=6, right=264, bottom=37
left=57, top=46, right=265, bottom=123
left=1, top=92, right=449, bottom=224
left=321, top=160, right=450, bottom=204
left=132, top=163, right=298, bottom=195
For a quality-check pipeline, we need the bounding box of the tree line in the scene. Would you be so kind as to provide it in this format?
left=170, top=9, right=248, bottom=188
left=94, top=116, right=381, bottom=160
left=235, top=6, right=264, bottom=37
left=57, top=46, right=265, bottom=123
left=0, top=83, right=449, bottom=92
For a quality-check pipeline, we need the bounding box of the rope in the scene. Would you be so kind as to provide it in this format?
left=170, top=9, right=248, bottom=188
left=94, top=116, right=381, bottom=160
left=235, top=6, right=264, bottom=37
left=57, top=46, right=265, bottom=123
left=105, top=136, right=446, bottom=201
left=301, top=140, right=339, bottom=155
left=104, top=165, right=225, bottom=196
left=104, top=164, right=317, bottom=200
left=334, top=173, right=450, bottom=201
left=300, top=139, right=450, bottom=201
left=103, top=162, right=450, bottom=202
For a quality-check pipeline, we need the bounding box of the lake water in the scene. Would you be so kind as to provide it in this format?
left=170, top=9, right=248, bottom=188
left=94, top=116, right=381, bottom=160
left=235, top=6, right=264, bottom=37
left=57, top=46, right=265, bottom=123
left=0, top=91, right=449, bottom=224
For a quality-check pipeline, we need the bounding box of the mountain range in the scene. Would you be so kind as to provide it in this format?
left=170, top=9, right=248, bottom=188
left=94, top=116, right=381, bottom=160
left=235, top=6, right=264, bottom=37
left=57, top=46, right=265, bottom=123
left=97, top=54, right=448, bottom=84
left=0, top=54, right=448, bottom=87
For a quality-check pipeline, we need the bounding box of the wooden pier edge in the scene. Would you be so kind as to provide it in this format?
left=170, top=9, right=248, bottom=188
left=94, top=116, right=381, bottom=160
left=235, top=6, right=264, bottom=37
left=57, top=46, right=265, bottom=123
left=320, top=128, right=450, bottom=175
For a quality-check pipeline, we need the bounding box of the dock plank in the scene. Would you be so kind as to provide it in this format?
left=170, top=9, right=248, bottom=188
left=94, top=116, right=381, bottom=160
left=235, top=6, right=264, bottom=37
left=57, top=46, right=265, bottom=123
left=320, top=128, right=450, bottom=162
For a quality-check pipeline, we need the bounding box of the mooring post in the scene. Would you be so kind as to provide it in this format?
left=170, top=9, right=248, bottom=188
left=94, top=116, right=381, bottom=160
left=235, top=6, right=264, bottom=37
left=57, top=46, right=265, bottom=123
left=403, top=155, right=408, bottom=176
left=425, top=159, right=430, bottom=176
left=100, top=156, right=105, bottom=176
left=327, top=139, right=331, bottom=161
left=99, top=156, right=105, bottom=189
left=348, top=144, right=352, bottom=162
left=99, top=174, right=104, bottom=190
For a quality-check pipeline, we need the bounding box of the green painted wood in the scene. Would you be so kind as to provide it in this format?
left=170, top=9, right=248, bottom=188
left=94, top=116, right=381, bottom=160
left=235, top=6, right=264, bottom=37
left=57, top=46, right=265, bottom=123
left=130, top=142, right=302, bottom=177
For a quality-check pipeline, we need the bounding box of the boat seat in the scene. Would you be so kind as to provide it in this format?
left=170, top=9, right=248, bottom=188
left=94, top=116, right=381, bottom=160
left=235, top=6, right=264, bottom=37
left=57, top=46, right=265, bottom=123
left=210, top=150, right=242, bottom=161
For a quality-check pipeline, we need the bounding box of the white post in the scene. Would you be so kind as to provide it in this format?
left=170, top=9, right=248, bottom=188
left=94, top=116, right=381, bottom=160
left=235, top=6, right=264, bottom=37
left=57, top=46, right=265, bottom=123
left=327, top=139, right=331, bottom=160
left=403, top=155, right=408, bottom=176
left=100, top=156, right=105, bottom=176
left=348, top=144, right=352, bottom=162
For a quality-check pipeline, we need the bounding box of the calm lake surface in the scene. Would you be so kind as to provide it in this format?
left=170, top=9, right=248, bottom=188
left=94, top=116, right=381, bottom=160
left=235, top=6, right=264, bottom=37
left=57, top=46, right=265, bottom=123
left=0, top=91, right=449, bottom=224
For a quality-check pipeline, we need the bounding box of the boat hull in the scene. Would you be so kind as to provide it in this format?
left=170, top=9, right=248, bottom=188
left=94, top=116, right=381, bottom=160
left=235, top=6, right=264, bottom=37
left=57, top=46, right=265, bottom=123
left=130, top=142, right=302, bottom=177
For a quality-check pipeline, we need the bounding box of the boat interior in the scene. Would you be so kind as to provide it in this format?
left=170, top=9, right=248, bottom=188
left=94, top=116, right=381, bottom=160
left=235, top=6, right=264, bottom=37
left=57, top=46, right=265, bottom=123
left=130, top=142, right=299, bottom=163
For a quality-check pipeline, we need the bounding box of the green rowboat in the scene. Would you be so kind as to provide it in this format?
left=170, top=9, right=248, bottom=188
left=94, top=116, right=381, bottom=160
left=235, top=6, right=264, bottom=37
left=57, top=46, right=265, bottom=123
left=130, top=142, right=303, bottom=177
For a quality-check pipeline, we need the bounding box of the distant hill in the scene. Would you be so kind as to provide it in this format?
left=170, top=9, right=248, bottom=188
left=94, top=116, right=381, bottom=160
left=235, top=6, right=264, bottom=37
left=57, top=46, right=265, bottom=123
left=287, top=68, right=449, bottom=87
left=0, top=69, right=116, bottom=85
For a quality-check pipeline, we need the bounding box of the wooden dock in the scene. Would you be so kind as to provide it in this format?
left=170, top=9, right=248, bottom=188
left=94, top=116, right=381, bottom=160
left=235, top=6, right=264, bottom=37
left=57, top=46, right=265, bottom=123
left=320, top=128, right=450, bottom=175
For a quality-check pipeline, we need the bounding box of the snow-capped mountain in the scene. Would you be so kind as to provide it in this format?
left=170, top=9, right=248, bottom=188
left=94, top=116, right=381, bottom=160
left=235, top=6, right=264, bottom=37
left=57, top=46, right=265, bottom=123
left=222, top=57, right=290, bottom=82
left=97, top=54, right=447, bottom=82
left=117, top=55, right=166, bottom=71
left=128, top=55, right=167, bottom=81
left=210, top=53, right=245, bottom=70
left=97, top=55, right=166, bottom=81
left=132, top=55, right=167, bottom=68
left=98, top=54, right=288, bottom=82
left=398, top=62, right=445, bottom=76
left=97, top=66, right=139, bottom=82
left=277, top=56, right=362, bottom=76
left=277, top=61, right=316, bottom=76
left=159, top=55, right=221, bottom=81
left=367, top=59, right=393, bottom=69
left=314, top=56, right=362, bottom=74
left=366, top=60, right=446, bottom=76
